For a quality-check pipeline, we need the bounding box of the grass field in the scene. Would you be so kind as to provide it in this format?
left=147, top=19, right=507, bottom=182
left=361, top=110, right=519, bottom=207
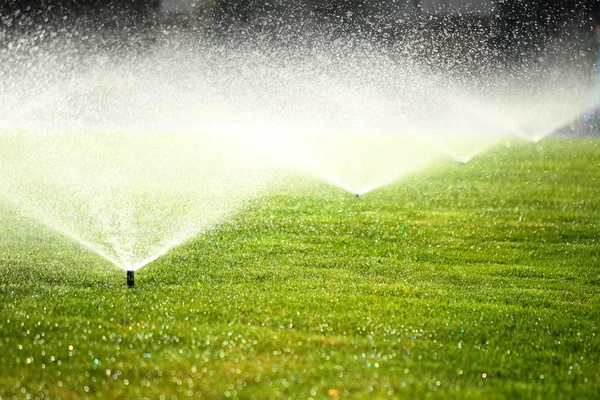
left=0, top=138, right=599, bottom=399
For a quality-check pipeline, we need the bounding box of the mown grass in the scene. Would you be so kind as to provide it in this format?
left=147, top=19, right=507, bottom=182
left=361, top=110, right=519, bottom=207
left=0, top=138, right=599, bottom=399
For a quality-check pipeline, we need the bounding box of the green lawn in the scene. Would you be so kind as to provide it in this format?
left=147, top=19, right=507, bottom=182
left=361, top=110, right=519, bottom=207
left=0, top=138, right=599, bottom=399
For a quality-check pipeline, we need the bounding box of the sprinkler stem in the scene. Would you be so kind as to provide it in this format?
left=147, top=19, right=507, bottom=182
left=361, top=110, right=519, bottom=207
left=127, top=270, right=134, bottom=288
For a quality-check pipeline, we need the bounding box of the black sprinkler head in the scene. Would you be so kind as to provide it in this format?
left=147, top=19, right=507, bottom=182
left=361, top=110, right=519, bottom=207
left=127, top=270, right=134, bottom=288
left=355, top=194, right=360, bottom=198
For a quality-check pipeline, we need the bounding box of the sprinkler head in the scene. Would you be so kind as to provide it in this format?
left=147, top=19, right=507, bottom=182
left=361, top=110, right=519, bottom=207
left=355, top=194, right=360, bottom=198
left=127, top=270, right=134, bottom=288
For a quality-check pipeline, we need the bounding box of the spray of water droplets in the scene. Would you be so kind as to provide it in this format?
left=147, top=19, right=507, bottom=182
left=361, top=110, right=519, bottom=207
left=0, top=20, right=595, bottom=270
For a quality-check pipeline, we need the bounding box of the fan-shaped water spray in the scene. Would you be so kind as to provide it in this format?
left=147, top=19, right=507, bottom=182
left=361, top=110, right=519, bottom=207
left=0, top=130, right=272, bottom=270
left=0, top=26, right=595, bottom=271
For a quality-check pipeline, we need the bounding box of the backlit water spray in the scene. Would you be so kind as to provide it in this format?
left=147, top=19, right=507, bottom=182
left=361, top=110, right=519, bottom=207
left=0, top=26, right=595, bottom=279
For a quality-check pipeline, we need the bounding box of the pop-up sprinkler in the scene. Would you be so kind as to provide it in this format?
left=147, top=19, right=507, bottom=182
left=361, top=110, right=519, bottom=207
left=127, top=270, right=134, bottom=288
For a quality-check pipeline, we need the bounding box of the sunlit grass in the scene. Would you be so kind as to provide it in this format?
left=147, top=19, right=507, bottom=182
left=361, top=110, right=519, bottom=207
left=0, top=138, right=599, bottom=399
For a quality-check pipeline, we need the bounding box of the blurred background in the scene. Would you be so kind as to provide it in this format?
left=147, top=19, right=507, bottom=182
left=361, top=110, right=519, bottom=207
left=2, top=1, right=599, bottom=69
left=1, top=1, right=598, bottom=44
left=1, top=0, right=600, bottom=129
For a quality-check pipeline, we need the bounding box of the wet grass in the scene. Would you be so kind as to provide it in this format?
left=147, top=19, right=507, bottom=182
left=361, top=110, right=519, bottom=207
left=0, top=138, right=599, bottom=399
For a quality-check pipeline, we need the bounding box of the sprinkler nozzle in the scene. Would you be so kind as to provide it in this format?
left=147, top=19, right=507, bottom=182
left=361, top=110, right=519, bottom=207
left=127, top=270, right=134, bottom=288
left=355, top=194, right=360, bottom=198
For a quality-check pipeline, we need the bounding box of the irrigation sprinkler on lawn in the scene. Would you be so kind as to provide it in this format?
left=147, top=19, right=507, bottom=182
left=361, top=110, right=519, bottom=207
left=127, top=270, right=135, bottom=288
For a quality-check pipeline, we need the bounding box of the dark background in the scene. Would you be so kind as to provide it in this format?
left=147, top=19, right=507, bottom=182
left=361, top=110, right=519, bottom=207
left=1, top=0, right=598, bottom=28
left=1, top=1, right=599, bottom=59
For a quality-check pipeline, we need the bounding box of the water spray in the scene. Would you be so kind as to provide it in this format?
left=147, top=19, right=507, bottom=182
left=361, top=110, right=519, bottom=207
left=0, top=23, right=593, bottom=273
left=127, top=270, right=134, bottom=288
